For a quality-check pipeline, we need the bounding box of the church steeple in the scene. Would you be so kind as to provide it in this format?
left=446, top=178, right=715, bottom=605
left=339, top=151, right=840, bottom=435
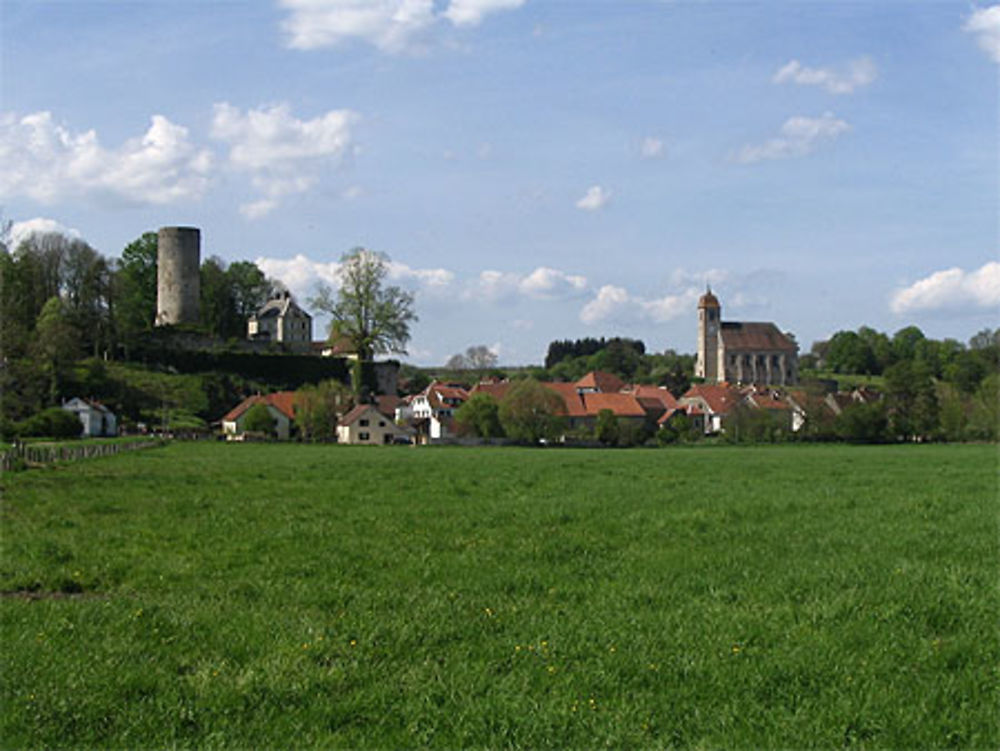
left=696, top=286, right=721, bottom=383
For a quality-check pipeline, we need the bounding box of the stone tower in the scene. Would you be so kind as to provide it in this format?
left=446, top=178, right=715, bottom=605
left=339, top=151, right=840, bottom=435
left=155, top=226, right=201, bottom=326
left=696, top=287, right=720, bottom=383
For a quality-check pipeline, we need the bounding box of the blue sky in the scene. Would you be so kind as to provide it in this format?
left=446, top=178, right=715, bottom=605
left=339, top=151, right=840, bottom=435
left=2, top=0, right=997, bottom=365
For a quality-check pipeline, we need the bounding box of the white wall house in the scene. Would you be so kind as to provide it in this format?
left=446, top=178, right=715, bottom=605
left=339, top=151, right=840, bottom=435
left=337, top=404, right=412, bottom=445
left=248, top=291, right=312, bottom=351
left=62, top=398, right=117, bottom=437
left=222, top=393, right=297, bottom=440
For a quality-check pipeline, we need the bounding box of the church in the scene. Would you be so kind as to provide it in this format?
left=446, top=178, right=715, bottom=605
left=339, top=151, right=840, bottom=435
left=695, top=288, right=799, bottom=386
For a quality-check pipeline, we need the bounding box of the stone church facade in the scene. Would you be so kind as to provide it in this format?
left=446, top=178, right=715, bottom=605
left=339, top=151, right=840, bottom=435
left=696, top=288, right=798, bottom=386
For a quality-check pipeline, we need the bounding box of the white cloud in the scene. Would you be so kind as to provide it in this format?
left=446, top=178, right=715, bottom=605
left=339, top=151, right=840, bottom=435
left=640, top=136, right=665, bottom=159
left=254, top=253, right=454, bottom=302
left=444, top=0, right=525, bottom=27
left=772, top=57, right=877, bottom=94
left=576, top=184, right=612, bottom=211
left=580, top=285, right=699, bottom=325
left=735, top=112, right=850, bottom=164
left=211, top=102, right=359, bottom=217
left=890, top=262, right=1000, bottom=314
left=965, top=5, right=1000, bottom=63
left=0, top=111, right=212, bottom=206
left=387, top=260, right=455, bottom=288
left=9, top=217, right=82, bottom=248
left=279, top=0, right=524, bottom=53
left=466, top=266, right=588, bottom=302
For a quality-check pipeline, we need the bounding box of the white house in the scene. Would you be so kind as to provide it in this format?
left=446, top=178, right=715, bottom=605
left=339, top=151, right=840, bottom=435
left=222, top=392, right=297, bottom=440
left=62, top=398, right=117, bottom=437
left=248, top=291, right=312, bottom=351
left=337, top=404, right=412, bottom=445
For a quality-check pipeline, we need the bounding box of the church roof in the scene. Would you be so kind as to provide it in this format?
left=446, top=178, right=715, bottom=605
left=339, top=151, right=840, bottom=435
left=720, top=322, right=797, bottom=352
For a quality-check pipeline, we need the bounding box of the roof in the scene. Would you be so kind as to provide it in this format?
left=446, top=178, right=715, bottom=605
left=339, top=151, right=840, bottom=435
left=375, top=395, right=402, bottom=418
left=575, top=371, right=625, bottom=394
left=337, top=403, right=383, bottom=427
left=626, top=384, right=680, bottom=410
left=223, top=391, right=298, bottom=423
left=698, top=287, right=720, bottom=308
left=254, top=292, right=311, bottom=321
left=470, top=381, right=512, bottom=401
left=680, top=383, right=742, bottom=414
left=581, top=392, right=647, bottom=418
left=719, top=322, right=797, bottom=353
left=64, top=397, right=115, bottom=415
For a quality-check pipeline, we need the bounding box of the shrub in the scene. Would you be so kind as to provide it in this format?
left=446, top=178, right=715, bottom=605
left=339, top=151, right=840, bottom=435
left=17, top=408, right=84, bottom=439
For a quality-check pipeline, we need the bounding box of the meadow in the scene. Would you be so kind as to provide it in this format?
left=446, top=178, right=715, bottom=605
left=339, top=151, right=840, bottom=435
left=1, top=442, right=997, bottom=749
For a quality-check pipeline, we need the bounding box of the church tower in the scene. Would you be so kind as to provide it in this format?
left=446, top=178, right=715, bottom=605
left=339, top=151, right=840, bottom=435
left=696, top=287, right=721, bottom=383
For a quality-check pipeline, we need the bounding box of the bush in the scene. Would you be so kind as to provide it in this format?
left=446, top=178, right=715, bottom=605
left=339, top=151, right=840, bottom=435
left=16, top=408, right=84, bottom=439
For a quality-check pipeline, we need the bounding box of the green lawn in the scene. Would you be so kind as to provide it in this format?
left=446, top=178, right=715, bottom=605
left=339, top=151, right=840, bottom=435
left=2, top=443, right=997, bottom=748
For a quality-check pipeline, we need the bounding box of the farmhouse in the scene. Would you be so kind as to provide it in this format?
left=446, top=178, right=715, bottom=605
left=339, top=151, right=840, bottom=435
left=696, top=288, right=799, bottom=386
left=223, top=392, right=297, bottom=440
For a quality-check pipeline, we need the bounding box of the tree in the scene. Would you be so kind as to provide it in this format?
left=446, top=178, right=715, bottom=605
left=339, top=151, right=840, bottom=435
left=498, top=378, right=566, bottom=444
left=595, top=409, right=619, bottom=446
left=243, top=402, right=277, bottom=436
left=465, top=345, right=498, bottom=375
left=114, top=232, right=159, bottom=351
left=296, top=380, right=355, bottom=442
left=32, top=296, right=80, bottom=405
left=885, top=360, right=939, bottom=440
left=456, top=393, right=504, bottom=439
left=834, top=402, right=889, bottom=444
left=825, top=330, right=877, bottom=374
left=310, top=248, right=417, bottom=366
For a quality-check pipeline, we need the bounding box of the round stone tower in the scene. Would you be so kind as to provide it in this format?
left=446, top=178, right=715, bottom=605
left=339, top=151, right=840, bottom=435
left=696, top=286, right=721, bottom=383
left=155, top=226, right=201, bottom=326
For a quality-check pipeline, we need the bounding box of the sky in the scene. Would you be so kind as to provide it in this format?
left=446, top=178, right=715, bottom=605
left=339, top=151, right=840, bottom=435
left=2, top=0, right=998, bottom=366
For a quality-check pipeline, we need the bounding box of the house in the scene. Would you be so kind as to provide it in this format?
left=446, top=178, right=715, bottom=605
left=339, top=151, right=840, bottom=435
left=248, top=291, right=312, bottom=351
left=222, top=392, right=297, bottom=440
left=337, top=404, right=413, bottom=445
left=696, top=288, right=799, bottom=386
left=62, top=398, right=117, bottom=437
left=678, top=383, right=742, bottom=434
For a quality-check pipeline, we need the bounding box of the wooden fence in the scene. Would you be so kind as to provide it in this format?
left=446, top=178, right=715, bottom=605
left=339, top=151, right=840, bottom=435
left=0, top=439, right=165, bottom=472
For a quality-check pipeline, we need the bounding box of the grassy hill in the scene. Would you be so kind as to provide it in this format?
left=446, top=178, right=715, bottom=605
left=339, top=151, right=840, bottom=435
left=2, top=443, right=996, bottom=748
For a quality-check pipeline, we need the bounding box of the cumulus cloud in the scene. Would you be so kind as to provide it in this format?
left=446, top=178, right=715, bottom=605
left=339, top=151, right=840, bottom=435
left=772, top=57, right=877, bottom=94
left=890, top=262, right=1000, bottom=314
left=444, top=0, right=525, bottom=27
left=279, top=0, right=524, bottom=53
left=580, top=285, right=699, bottom=325
left=640, top=136, right=665, bottom=159
left=8, top=217, right=82, bottom=249
left=466, top=266, right=587, bottom=302
left=576, top=185, right=612, bottom=211
left=0, top=111, right=212, bottom=206
left=254, top=253, right=454, bottom=301
left=211, top=102, right=359, bottom=217
left=965, top=5, right=1000, bottom=63
left=734, top=112, right=850, bottom=164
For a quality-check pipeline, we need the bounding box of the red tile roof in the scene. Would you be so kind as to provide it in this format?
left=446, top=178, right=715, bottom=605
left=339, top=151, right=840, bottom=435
left=223, top=391, right=298, bottom=423
left=627, top=384, right=680, bottom=410
left=582, top=392, right=647, bottom=418
left=575, top=371, right=625, bottom=394
left=680, top=383, right=741, bottom=414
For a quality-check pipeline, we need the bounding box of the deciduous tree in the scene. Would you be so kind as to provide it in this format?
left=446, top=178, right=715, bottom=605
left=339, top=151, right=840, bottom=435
left=498, top=378, right=565, bottom=444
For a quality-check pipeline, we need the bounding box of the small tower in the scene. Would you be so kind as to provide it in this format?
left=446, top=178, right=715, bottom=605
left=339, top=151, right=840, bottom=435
left=696, top=286, right=721, bottom=383
left=155, top=226, right=201, bottom=326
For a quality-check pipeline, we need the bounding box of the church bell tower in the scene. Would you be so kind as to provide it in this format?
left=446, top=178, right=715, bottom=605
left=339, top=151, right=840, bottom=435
left=696, top=287, right=721, bottom=383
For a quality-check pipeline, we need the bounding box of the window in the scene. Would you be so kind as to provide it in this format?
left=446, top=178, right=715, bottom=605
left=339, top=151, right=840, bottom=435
left=378, top=421, right=386, bottom=427
left=360, top=419, right=369, bottom=426
left=359, top=431, right=370, bottom=441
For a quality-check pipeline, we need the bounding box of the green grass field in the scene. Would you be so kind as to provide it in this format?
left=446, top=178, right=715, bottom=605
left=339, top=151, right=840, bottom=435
left=2, top=443, right=997, bottom=748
